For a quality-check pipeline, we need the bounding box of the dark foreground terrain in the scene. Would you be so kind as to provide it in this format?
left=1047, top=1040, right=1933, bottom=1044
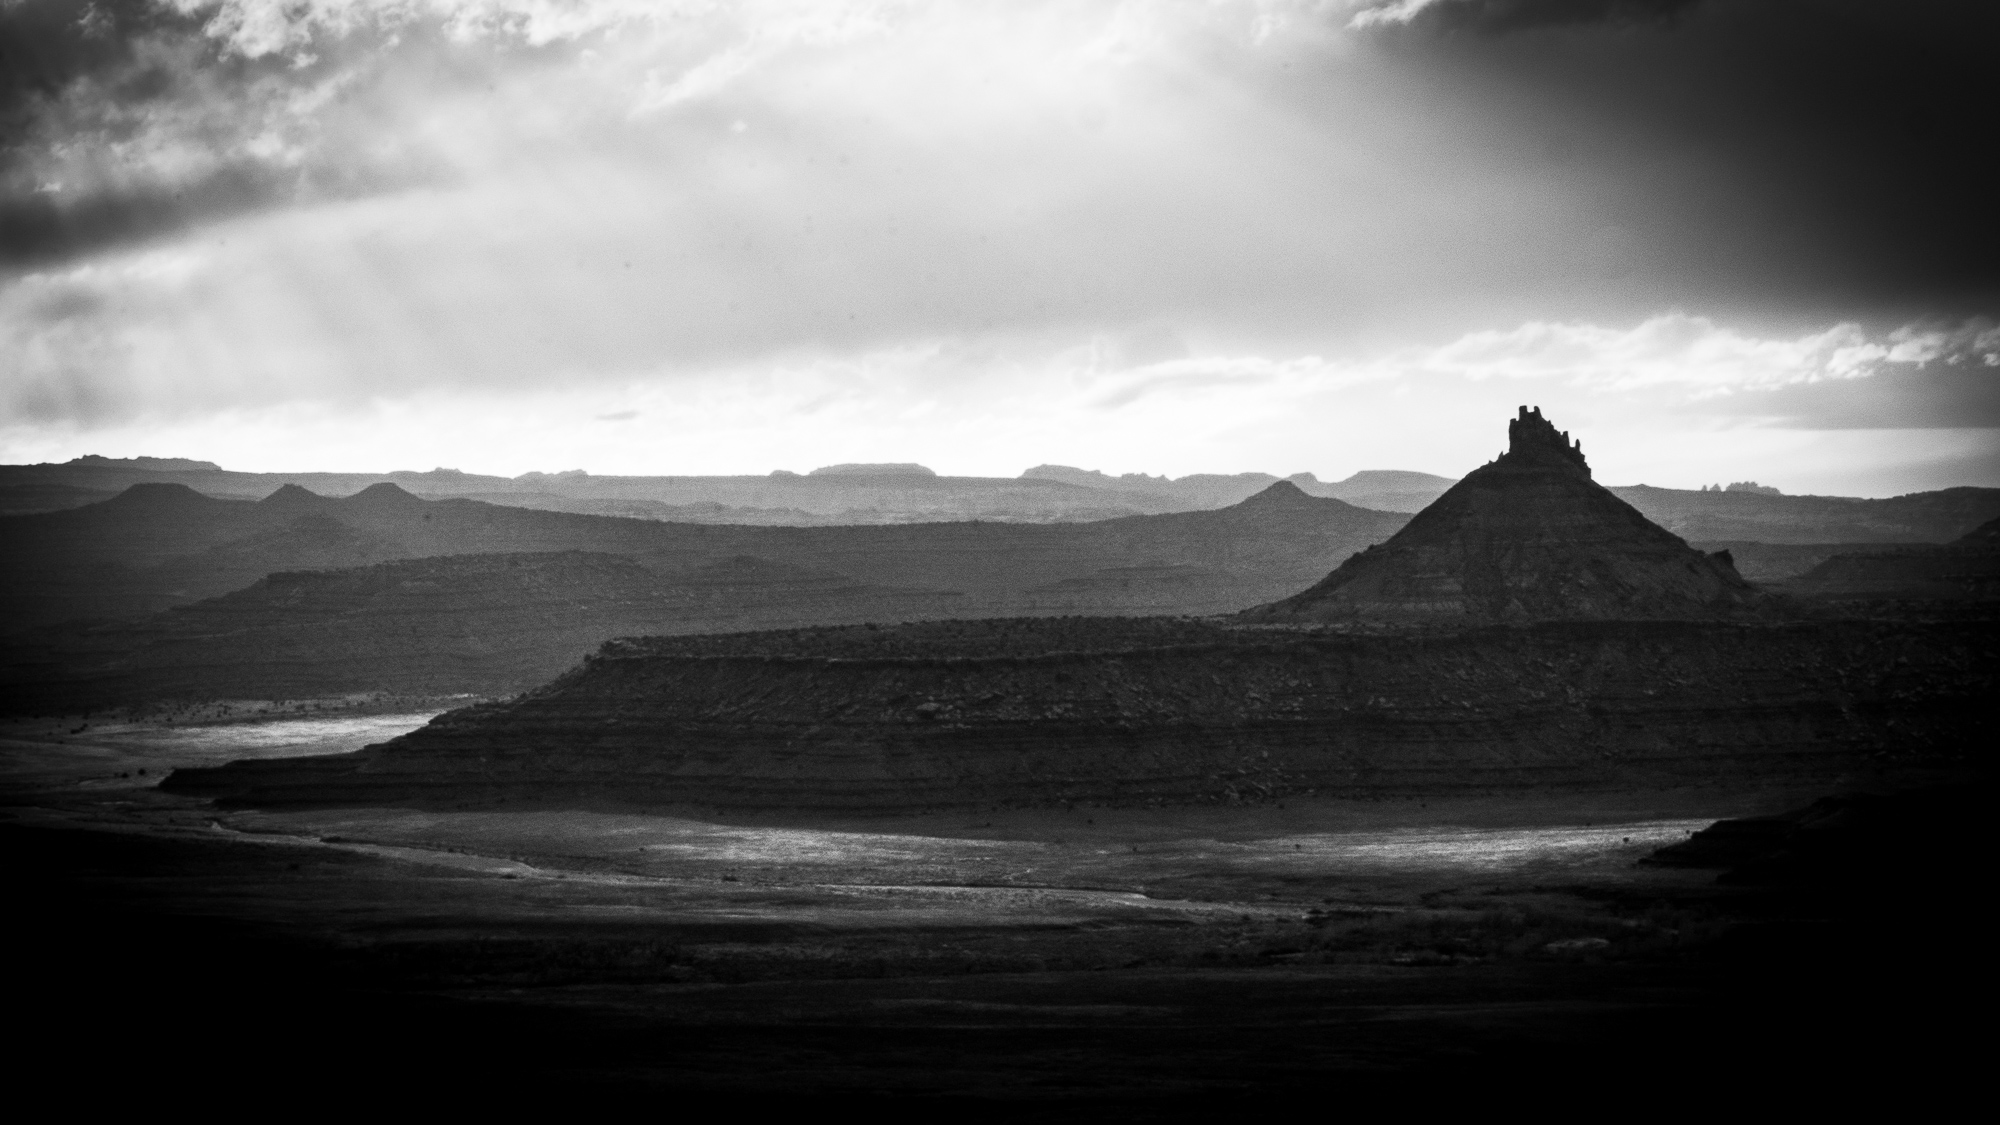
left=5, top=706, right=1986, bottom=1112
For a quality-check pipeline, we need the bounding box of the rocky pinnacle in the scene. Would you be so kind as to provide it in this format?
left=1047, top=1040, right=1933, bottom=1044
left=1504, top=405, right=1589, bottom=476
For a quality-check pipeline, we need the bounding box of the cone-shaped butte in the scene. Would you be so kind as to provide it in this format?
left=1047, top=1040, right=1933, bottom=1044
left=1244, top=407, right=1760, bottom=623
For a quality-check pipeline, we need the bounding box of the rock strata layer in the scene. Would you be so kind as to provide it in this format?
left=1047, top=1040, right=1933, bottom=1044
left=165, top=617, right=1994, bottom=812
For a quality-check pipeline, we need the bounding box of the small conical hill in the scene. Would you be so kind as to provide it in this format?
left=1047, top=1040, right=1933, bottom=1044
left=258, top=482, right=334, bottom=513
left=1243, top=407, right=1759, bottom=623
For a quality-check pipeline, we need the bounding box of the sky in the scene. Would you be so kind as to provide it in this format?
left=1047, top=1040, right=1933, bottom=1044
left=2, top=0, right=1996, bottom=495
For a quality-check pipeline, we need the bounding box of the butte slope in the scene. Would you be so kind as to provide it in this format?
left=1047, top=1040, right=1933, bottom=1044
left=1244, top=407, right=1759, bottom=624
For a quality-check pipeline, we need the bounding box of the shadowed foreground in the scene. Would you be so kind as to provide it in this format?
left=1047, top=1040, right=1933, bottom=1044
left=7, top=697, right=1988, bottom=1109
left=10, top=780, right=1984, bottom=1111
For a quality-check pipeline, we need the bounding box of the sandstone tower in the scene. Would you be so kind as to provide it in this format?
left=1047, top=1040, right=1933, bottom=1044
left=1243, top=407, right=1758, bottom=622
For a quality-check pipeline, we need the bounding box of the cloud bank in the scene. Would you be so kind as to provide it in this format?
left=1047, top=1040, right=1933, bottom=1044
left=1, top=0, right=1995, bottom=493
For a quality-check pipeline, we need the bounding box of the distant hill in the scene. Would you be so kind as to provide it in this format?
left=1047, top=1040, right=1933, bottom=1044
left=1609, top=484, right=2000, bottom=544
left=161, top=512, right=409, bottom=574
left=0, top=483, right=122, bottom=517
left=0, top=458, right=1183, bottom=522
left=9, top=455, right=1993, bottom=542
left=0, top=551, right=963, bottom=710
left=1678, top=541, right=1886, bottom=583
left=1778, top=516, right=2000, bottom=602
left=0, top=483, right=1403, bottom=707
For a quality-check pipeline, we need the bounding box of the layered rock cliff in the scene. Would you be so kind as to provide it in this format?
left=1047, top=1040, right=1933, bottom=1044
left=1244, top=407, right=1760, bottom=623
left=165, top=616, right=1994, bottom=812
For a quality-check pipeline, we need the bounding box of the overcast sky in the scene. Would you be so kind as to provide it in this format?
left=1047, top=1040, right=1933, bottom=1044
left=2, top=0, right=1995, bottom=493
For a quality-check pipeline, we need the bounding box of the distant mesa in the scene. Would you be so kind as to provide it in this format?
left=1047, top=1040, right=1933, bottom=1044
left=67, top=454, right=223, bottom=472
left=1021, top=465, right=1458, bottom=515
left=1022, top=465, right=1170, bottom=487
left=1245, top=406, right=1760, bottom=624
left=1022, top=464, right=1109, bottom=486
left=1327, top=469, right=1457, bottom=491
left=807, top=463, right=937, bottom=478
left=1701, top=481, right=1783, bottom=495
left=1316, top=469, right=1459, bottom=513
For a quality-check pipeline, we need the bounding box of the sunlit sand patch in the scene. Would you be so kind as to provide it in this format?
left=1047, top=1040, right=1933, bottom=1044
left=1228, top=821, right=1711, bottom=873
left=643, top=825, right=1035, bottom=865
left=222, top=805, right=1712, bottom=903
left=233, top=808, right=1043, bottom=865
left=1, top=712, right=443, bottom=791
left=89, top=713, right=443, bottom=758
left=216, top=814, right=1240, bottom=924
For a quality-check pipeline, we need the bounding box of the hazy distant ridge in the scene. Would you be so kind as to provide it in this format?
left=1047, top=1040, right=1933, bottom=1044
left=3, top=455, right=1455, bottom=522
left=4, top=457, right=1994, bottom=540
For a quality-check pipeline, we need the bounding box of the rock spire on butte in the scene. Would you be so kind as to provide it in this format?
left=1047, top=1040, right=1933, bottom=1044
left=1243, top=407, right=1759, bottom=623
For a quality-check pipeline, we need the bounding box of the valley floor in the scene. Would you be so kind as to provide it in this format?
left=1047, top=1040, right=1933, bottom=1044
left=3, top=703, right=1980, bottom=1112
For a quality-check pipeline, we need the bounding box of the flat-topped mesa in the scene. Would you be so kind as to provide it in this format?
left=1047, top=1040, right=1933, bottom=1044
left=1503, top=405, right=1589, bottom=476
left=1243, top=409, right=1760, bottom=624
left=159, top=615, right=1992, bottom=813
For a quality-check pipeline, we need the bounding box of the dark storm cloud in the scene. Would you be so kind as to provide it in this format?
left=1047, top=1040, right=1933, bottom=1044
left=1364, top=0, right=2000, bottom=325
left=0, top=164, right=283, bottom=265
left=0, top=0, right=180, bottom=106
left=0, top=1, right=536, bottom=267
left=0, top=1, right=247, bottom=263
left=1408, top=0, right=1703, bottom=34
left=6, top=0, right=1994, bottom=494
